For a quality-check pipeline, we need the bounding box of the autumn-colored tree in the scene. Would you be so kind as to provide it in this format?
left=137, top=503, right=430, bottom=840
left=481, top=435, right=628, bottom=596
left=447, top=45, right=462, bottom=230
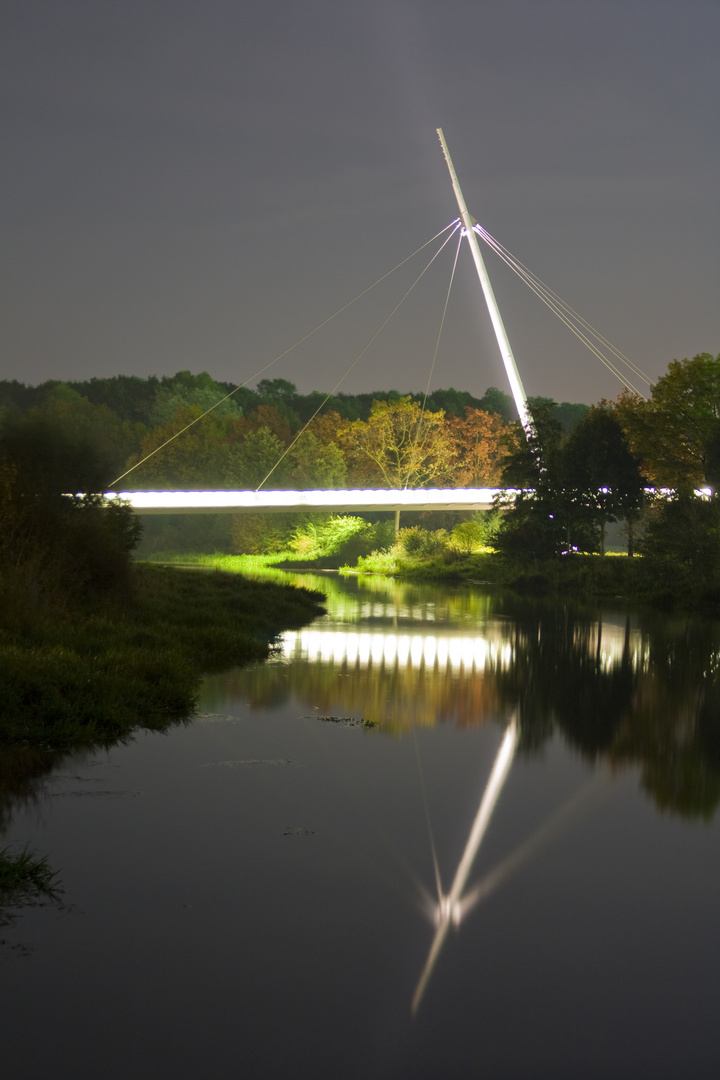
left=447, top=407, right=516, bottom=487
left=234, top=404, right=295, bottom=446
left=339, top=397, right=457, bottom=489
left=306, top=410, right=346, bottom=445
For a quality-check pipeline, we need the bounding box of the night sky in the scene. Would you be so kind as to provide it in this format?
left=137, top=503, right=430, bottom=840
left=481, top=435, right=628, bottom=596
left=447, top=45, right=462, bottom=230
left=3, top=0, right=718, bottom=407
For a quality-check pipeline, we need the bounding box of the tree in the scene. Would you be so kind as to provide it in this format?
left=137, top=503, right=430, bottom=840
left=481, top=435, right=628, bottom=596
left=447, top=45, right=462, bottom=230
left=126, top=406, right=235, bottom=489
left=225, top=427, right=289, bottom=489
left=640, top=493, right=720, bottom=601
left=564, top=405, right=647, bottom=555
left=340, top=397, right=456, bottom=489
left=476, top=386, right=515, bottom=422
left=287, top=431, right=347, bottom=489
left=0, top=414, right=142, bottom=605
left=615, top=353, right=720, bottom=489
left=496, top=403, right=596, bottom=558
left=447, top=407, right=516, bottom=487
left=148, top=370, right=242, bottom=427
left=234, top=404, right=295, bottom=446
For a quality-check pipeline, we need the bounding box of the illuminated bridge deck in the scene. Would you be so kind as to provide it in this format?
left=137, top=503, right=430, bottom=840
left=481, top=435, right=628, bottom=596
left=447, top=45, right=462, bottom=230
left=106, top=488, right=503, bottom=515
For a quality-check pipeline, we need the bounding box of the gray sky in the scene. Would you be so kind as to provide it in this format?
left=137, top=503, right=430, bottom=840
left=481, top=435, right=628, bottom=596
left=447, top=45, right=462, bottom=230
left=2, top=0, right=718, bottom=406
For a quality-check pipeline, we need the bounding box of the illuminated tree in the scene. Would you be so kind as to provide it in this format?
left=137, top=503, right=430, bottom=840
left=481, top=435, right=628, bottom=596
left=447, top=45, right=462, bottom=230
left=339, top=397, right=457, bottom=489
left=447, top=407, right=516, bottom=487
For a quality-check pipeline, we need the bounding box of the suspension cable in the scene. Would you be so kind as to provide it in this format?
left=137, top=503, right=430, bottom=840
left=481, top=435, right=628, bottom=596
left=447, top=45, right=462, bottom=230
left=405, top=231, right=464, bottom=490
left=109, top=220, right=460, bottom=488
left=473, top=223, right=651, bottom=399
left=421, top=230, right=463, bottom=416
left=255, top=224, right=462, bottom=490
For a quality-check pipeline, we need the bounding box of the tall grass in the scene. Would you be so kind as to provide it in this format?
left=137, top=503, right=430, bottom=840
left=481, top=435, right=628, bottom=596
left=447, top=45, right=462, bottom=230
left=0, top=845, right=61, bottom=901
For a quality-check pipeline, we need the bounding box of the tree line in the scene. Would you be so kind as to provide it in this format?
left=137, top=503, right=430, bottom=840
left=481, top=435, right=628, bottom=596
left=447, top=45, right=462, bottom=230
left=0, top=353, right=717, bottom=575
left=495, top=354, right=720, bottom=580
left=0, top=371, right=588, bottom=491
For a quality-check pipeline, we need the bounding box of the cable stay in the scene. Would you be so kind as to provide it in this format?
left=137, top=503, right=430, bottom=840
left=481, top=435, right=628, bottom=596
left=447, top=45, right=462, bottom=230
left=255, top=223, right=462, bottom=490
left=473, top=223, right=652, bottom=399
left=109, top=219, right=460, bottom=489
left=109, top=130, right=653, bottom=492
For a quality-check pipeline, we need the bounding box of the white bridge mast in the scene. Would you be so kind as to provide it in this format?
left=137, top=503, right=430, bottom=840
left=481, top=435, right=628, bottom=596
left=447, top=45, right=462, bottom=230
left=437, top=129, right=533, bottom=434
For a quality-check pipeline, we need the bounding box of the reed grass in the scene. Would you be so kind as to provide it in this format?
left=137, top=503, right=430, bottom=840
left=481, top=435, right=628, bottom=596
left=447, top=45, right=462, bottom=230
left=0, top=845, right=61, bottom=901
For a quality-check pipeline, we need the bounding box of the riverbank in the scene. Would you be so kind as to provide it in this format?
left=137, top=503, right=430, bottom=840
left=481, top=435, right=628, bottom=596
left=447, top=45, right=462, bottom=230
left=0, top=563, right=325, bottom=750
left=145, top=547, right=719, bottom=612
left=351, top=548, right=720, bottom=610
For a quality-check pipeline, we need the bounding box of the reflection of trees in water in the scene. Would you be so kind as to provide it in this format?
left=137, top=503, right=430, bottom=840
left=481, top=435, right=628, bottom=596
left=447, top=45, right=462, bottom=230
left=206, top=587, right=720, bottom=819
left=486, top=597, right=720, bottom=819
left=246, top=569, right=496, bottom=629
left=202, top=656, right=504, bottom=732
left=612, top=617, right=720, bottom=818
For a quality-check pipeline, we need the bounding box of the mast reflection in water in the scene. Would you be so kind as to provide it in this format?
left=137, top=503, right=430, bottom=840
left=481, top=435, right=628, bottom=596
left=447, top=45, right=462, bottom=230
left=3, top=572, right=720, bottom=1080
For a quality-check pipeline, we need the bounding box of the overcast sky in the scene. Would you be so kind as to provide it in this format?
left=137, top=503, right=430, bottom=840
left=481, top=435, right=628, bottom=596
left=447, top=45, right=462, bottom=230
left=2, top=0, right=718, bottom=407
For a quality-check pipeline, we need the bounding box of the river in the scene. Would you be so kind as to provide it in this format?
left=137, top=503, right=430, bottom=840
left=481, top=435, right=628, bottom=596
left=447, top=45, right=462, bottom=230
left=2, top=571, right=719, bottom=1079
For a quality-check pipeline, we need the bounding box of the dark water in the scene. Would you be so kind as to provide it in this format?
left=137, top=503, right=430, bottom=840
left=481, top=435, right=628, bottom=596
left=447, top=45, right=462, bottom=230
left=2, top=573, right=720, bottom=1080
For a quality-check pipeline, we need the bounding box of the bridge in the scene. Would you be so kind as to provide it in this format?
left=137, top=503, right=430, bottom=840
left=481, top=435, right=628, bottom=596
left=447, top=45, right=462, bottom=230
left=106, top=131, right=650, bottom=514
left=108, top=487, right=502, bottom=515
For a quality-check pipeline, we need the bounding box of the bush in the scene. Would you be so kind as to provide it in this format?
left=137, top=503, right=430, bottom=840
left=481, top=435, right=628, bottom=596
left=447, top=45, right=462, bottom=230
left=450, top=510, right=502, bottom=553
left=397, top=526, right=449, bottom=557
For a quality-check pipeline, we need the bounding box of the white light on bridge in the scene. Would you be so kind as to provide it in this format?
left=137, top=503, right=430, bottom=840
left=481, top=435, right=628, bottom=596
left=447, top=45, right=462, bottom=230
left=104, top=488, right=501, bottom=515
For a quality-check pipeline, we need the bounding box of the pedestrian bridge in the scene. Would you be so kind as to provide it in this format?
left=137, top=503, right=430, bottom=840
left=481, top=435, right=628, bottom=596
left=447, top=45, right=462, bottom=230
left=106, top=488, right=502, bottom=515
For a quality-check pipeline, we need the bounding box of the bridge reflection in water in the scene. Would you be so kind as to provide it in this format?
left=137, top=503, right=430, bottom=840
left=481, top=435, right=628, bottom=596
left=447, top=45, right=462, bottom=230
left=278, top=620, right=645, bottom=675
left=273, top=613, right=645, bottom=1011
left=200, top=574, right=720, bottom=1013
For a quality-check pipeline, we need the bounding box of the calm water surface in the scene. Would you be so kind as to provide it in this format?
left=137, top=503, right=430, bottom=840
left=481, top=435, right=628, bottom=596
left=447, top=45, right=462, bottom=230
left=2, top=572, right=720, bottom=1079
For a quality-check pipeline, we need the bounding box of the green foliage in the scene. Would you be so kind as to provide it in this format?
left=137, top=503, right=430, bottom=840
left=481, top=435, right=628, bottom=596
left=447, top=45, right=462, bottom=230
left=225, top=427, right=289, bottom=488
left=287, top=430, right=347, bottom=489
left=148, top=371, right=242, bottom=426
left=290, top=516, right=369, bottom=558
left=616, top=353, right=720, bottom=488
left=498, top=401, right=646, bottom=558
left=230, top=512, right=302, bottom=555
left=477, top=386, right=516, bottom=422
left=286, top=515, right=395, bottom=565
left=396, top=526, right=450, bottom=557
left=640, top=493, right=720, bottom=604
left=450, top=510, right=502, bottom=553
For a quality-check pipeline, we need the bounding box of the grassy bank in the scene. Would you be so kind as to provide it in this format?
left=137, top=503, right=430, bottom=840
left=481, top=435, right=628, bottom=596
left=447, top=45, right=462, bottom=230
left=0, top=563, right=325, bottom=749
left=349, top=546, right=720, bottom=610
